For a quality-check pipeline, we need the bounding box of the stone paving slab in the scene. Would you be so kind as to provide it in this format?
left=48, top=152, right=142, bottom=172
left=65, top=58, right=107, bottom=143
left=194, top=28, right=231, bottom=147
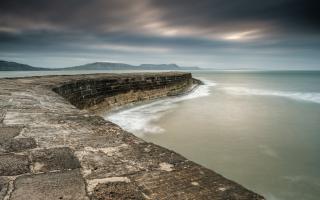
left=29, top=147, right=81, bottom=173
left=0, top=126, right=22, bottom=140
left=91, top=181, right=145, bottom=200
left=1, top=138, right=36, bottom=153
left=10, top=169, right=88, bottom=200
left=0, top=154, right=30, bottom=176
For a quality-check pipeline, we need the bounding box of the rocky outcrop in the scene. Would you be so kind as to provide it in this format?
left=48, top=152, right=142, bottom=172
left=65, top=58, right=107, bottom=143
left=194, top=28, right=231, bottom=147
left=0, top=72, right=264, bottom=200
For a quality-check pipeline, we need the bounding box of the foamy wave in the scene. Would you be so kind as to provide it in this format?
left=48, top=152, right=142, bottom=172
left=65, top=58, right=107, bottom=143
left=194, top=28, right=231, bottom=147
left=223, top=87, right=320, bottom=103
left=180, top=79, right=216, bottom=100
left=106, top=79, right=216, bottom=136
left=107, top=101, right=171, bottom=137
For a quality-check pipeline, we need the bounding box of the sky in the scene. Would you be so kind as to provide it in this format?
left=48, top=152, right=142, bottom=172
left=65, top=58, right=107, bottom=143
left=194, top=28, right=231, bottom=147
left=0, top=0, right=319, bottom=69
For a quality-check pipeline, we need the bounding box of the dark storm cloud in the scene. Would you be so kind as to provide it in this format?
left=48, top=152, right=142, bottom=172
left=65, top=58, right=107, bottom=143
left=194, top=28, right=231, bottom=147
left=149, top=0, right=320, bottom=32
left=1, top=0, right=319, bottom=36
left=0, top=0, right=139, bottom=32
left=0, top=0, right=319, bottom=69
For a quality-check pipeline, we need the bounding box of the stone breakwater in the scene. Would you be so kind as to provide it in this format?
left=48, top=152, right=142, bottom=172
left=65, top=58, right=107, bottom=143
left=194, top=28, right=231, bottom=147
left=0, top=72, right=264, bottom=200
left=51, top=72, right=199, bottom=113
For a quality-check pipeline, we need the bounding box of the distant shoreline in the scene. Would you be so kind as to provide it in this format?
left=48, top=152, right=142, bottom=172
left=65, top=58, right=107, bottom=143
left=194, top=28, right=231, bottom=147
left=0, top=60, right=200, bottom=71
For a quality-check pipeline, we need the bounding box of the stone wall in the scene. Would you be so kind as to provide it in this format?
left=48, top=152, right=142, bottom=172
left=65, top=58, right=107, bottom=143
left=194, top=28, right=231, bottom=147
left=52, top=72, right=196, bottom=112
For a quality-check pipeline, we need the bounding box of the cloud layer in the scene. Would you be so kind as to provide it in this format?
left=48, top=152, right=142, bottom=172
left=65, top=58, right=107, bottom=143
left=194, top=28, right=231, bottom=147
left=0, top=0, right=319, bottom=69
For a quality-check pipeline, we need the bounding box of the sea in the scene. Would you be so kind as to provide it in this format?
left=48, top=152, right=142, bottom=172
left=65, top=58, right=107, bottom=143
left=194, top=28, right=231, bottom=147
left=2, top=70, right=320, bottom=200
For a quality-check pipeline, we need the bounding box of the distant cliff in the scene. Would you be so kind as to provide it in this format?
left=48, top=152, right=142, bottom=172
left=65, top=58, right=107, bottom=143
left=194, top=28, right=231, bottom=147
left=0, top=60, right=201, bottom=71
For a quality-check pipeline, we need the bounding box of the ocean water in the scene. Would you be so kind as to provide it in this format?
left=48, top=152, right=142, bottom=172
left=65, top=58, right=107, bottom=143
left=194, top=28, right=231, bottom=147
left=105, top=71, right=320, bottom=200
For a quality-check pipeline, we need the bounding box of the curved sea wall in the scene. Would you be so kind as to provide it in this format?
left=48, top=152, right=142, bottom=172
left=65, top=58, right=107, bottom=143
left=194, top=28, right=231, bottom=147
left=52, top=72, right=198, bottom=113
left=0, top=72, right=264, bottom=200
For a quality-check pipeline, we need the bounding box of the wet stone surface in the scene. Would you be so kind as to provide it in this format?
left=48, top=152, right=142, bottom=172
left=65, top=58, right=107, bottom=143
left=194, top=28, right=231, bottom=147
left=0, top=73, right=264, bottom=199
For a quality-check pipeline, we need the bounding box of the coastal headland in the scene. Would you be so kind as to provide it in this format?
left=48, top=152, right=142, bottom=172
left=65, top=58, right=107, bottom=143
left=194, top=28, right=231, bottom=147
left=0, top=72, right=264, bottom=199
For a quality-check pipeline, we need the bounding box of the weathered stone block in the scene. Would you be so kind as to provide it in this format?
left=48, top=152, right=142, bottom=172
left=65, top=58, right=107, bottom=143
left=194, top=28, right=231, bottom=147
left=0, top=154, right=30, bottom=176
left=91, top=181, right=145, bottom=200
left=10, top=170, right=88, bottom=200
left=2, top=138, right=36, bottom=152
left=30, top=147, right=80, bottom=173
left=0, top=126, right=22, bottom=140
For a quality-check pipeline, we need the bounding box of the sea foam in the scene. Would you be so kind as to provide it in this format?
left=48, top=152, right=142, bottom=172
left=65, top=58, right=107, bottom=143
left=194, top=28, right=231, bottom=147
left=222, top=87, right=320, bottom=104
left=106, top=79, right=216, bottom=136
